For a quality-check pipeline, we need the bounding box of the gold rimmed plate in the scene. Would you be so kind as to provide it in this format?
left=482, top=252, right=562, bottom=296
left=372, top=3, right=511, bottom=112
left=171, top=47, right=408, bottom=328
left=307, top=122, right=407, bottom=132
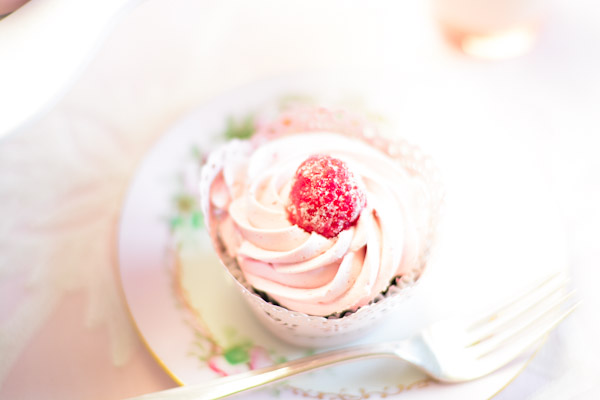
left=118, top=73, right=567, bottom=399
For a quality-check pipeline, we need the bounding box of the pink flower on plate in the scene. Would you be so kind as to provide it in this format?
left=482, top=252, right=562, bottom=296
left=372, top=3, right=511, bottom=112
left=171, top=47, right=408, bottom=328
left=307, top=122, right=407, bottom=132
left=207, top=356, right=249, bottom=377
left=249, top=346, right=273, bottom=370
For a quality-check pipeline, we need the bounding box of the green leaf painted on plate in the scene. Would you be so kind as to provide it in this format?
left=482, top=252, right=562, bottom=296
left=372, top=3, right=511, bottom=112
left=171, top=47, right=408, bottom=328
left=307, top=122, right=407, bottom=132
left=170, top=216, right=184, bottom=230
left=277, top=94, right=315, bottom=111
left=175, top=194, right=196, bottom=213
left=191, top=210, right=204, bottom=228
left=223, top=345, right=251, bottom=365
left=275, top=356, right=288, bottom=364
left=224, top=115, right=254, bottom=140
left=191, top=145, right=203, bottom=160
left=304, top=348, right=316, bottom=356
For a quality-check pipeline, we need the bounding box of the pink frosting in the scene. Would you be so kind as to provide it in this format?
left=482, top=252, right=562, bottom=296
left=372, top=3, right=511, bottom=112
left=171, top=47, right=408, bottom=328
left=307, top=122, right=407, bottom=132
left=210, top=132, right=427, bottom=316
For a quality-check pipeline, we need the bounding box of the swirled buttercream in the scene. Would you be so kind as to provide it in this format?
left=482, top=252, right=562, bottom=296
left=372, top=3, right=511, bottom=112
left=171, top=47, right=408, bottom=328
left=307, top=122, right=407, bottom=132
left=209, top=132, right=427, bottom=316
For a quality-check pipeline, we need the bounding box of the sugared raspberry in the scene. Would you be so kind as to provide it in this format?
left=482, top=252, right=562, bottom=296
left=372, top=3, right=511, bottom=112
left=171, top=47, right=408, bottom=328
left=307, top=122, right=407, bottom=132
left=286, top=155, right=367, bottom=238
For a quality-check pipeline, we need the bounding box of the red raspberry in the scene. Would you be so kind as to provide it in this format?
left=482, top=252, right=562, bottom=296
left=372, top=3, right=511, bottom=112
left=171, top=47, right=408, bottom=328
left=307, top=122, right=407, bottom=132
left=286, top=155, right=367, bottom=238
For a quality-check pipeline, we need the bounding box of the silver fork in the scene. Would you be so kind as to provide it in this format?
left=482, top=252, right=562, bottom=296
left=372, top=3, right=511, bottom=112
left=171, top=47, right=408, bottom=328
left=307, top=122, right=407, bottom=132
left=130, top=272, right=578, bottom=400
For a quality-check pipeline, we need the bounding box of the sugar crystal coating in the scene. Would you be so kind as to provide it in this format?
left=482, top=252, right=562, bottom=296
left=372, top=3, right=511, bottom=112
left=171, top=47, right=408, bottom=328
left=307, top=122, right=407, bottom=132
left=286, top=155, right=367, bottom=238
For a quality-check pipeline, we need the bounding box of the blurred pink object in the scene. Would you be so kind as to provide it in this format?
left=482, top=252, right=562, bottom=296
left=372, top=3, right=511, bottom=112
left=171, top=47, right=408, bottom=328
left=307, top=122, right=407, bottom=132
left=0, top=0, right=29, bottom=16
left=432, top=0, right=546, bottom=59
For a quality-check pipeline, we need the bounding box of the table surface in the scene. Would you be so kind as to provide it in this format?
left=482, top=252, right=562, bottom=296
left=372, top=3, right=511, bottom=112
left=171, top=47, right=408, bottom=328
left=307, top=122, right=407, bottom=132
left=1, top=1, right=599, bottom=399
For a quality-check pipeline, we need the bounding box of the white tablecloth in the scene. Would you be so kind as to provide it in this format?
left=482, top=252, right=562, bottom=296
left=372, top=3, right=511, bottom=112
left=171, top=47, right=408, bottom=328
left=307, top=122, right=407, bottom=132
left=1, top=1, right=599, bottom=399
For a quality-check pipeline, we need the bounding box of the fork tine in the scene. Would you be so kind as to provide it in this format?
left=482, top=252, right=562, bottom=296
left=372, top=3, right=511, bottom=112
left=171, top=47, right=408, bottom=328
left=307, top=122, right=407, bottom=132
left=472, top=292, right=578, bottom=359
left=474, top=300, right=579, bottom=376
left=466, top=276, right=571, bottom=348
left=466, top=271, right=569, bottom=334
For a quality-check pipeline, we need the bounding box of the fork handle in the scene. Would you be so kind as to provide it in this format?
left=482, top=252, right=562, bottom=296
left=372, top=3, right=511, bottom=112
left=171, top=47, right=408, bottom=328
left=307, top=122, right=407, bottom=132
left=129, top=342, right=400, bottom=400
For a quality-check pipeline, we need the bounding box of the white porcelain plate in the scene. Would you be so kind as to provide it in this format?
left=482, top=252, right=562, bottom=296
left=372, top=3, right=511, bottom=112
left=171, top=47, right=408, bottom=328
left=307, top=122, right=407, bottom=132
left=118, top=73, right=568, bottom=399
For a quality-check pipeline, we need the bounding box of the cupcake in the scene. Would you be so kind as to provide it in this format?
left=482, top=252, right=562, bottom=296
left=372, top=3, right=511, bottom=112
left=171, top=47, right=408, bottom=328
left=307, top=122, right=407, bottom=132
left=200, top=107, right=442, bottom=347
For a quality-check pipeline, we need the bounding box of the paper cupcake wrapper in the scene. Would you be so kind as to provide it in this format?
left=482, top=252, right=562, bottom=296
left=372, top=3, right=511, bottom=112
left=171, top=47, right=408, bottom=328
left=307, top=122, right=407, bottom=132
left=199, top=131, right=444, bottom=347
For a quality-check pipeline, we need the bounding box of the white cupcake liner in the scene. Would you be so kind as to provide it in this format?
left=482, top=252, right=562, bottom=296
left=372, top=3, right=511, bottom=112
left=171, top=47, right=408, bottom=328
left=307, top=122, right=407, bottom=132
left=199, top=132, right=444, bottom=347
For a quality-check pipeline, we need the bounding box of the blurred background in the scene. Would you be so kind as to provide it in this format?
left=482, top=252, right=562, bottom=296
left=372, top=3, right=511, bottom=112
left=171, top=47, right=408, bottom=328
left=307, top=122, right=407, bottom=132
left=1, top=0, right=599, bottom=399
